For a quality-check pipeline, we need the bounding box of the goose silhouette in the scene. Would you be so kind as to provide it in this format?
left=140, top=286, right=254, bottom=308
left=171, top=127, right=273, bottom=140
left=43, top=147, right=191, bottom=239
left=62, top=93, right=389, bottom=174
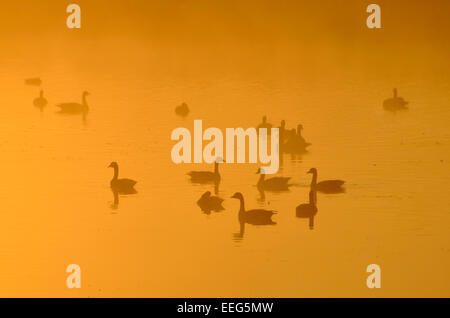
left=257, top=116, right=273, bottom=134
left=197, top=191, right=224, bottom=214
left=296, top=190, right=318, bottom=229
left=256, top=167, right=291, bottom=191
left=231, top=192, right=276, bottom=225
left=188, top=160, right=223, bottom=184
left=33, top=90, right=48, bottom=111
left=175, top=102, right=190, bottom=117
left=308, top=168, right=345, bottom=194
left=108, top=162, right=137, bottom=194
left=383, top=88, right=408, bottom=111
left=56, top=91, right=89, bottom=114
left=25, top=78, right=42, bottom=86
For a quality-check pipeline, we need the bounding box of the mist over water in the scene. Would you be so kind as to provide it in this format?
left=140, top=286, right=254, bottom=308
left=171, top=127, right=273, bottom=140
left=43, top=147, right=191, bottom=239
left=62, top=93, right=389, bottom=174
left=0, top=0, right=449, bottom=297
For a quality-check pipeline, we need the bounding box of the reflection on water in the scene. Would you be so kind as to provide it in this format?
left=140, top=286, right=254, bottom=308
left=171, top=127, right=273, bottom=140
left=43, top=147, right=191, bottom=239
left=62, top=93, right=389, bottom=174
left=0, top=0, right=449, bottom=298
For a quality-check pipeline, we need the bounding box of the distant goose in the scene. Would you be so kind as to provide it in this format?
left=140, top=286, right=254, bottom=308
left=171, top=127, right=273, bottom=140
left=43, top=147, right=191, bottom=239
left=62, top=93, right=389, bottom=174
left=257, top=167, right=291, bottom=191
left=308, top=168, right=345, bottom=194
left=296, top=190, right=318, bottom=229
left=56, top=91, right=89, bottom=114
left=383, top=88, right=408, bottom=111
left=108, top=162, right=137, bottom=194
left=197, top=191, right=224, bottom=213
left=175, top=102, right=190, bottom=117
left=33, top=90, right=48, bottom=110
left=188, top=160, right=223, bottom=184
left=25, top=78, right=42, bottom=86
left=257, top=116, right=273, bottom=134
left=231, top=192, right=276, bottom=225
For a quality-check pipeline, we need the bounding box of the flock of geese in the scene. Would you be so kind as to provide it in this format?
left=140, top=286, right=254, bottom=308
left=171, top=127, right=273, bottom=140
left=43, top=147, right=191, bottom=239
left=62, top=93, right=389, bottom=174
left=26, top=77, right=408, bottom=236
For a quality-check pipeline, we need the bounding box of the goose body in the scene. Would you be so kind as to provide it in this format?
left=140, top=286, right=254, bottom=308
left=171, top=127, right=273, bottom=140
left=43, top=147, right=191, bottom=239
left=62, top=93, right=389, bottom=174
left=108, top=162, right=137, bottom=194
left=383, top=88, right=408, bottom=111
left=57, top=91, right=89, bottom=114
left=296, top=190, right=318, bottom=229
left=25, top=77, right=42, bottom=86
left=231, top=192, right=276, bottom=225
left=197, top=191, right=224, bottom=213
left=188, top=162, right=221, bottom=183
left=257, top=168, right=291, bottom=191
left=308, top=168, right=345, bottom=194
left=296, top=190, right=318, bottom=217
left=33, top=90, right=48, bottom=110
left=283, top=125, right=311, bottom=153
left=175, top=103, right=190, bottom=117
left=257, top=116, right=273, bottom=134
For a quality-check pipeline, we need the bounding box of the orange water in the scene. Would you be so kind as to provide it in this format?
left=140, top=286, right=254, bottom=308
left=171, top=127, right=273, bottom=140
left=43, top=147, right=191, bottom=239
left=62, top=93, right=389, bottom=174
left=0, top=0, right=449, bottom=297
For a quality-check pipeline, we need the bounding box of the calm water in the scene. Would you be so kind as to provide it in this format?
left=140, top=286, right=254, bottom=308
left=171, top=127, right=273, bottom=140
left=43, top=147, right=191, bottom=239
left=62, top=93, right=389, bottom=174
left=0, top=1, right=449, bottom=297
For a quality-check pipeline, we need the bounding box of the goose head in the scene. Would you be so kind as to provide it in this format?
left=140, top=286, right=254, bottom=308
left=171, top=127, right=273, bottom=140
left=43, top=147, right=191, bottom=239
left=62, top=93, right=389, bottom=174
left=231, top=192, right=244, bottom=201
left=200, top=191, right=212, bottom=199
left=83, top=91, right=90, bottom=97
left=108, top=162, right=118, bottom=169
left=262, top=116, right=267, bottom=123
left=307, top=168, right=317, bottom=175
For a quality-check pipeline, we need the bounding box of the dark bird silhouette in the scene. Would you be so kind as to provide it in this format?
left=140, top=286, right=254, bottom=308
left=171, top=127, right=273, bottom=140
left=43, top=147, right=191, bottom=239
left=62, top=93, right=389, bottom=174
left=257, top=116, right=273, bottom=134
left=256, top=167, right=291, bottom=191
left=108, top=162, right=137, bottom=194
left=56, top=91, right=89, bottom=114
left=33, top=90, right=48, bottom=111
left=283, top=125, right=311, bottom=154
left=296, top=190, right=318, bottom=230
left=231, top=192, right=276, bottom=225
left=308, top=168, right=345, bottom=194
left=383, top=88, right=408, bottom=112
left=197, top=191, right=224, bottom=214
left=25, top=77, right=42, bottom=86
left=188, top=160, right=223, bottom=184
left=175, top=102, right=190, bottom=117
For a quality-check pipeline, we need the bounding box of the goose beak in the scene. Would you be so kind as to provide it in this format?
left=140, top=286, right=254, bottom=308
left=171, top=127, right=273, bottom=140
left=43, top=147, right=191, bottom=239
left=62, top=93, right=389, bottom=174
left=108, top=163, right=113, bottom=168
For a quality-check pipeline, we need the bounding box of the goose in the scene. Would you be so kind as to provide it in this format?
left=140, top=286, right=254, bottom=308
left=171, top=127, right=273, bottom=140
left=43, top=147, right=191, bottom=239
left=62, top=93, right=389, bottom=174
left=175, top=102, right=190, bottom=117
left=383, top=88, right=408, bottom=111
left=25, top=78, right=42, bottom=86
left=308, top=168, right=345, bottom=193
left=56, top=91, right=89, bottom=114
left=256, top=167, right=291, bottom=191
left=296, top=190, right=318, bottom=230
left=283, top=125, right=311, bottom=154
left=257, top=116, right=273, bottom=133
left=197, top=191, right=224, bottom=213
left=231, top=192, right=276, bottom=225
left=188, top=160, right=223, bottom=184
left=33, top=90, right=48, bottom=110
left=108, top=162, right=137, bottom=194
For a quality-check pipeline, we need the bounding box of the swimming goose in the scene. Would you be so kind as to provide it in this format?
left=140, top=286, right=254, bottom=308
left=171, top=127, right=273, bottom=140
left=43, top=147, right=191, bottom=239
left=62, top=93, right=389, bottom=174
left=175, top=102, right=190, bottom=117
left=296, top=190, right=318, bottom=230
left=25, top=78, right=42, bottom=86
left=33, top=90, right=48, bottom=110
left=108, top=162, right=137, bottom=193
left=188, top=161, right=223, bottom=183
left=257, top=116, right=273, bottom=134
left=56, top=91, right=89, bottom=114
left=256, top=167, right=291, bottom=191
left=197, top=191, right=224, bottom=213
left=383, top=88, right=408, bottom=111
left=308, top=168, right=345, bottom=193
left=231, top=192, right=276, bottom=225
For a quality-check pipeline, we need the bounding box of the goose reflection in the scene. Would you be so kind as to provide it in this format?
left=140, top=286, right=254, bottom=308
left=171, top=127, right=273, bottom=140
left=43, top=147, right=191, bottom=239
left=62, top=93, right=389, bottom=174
left=33, top=90, right=48, bottom=112
left=197, top=191, right=224, bottom=214
left=308, top=168, right=345, bottom=194
left=110, top=188, right=119, bottom=210
left=296, top=190, right=318, bottom=230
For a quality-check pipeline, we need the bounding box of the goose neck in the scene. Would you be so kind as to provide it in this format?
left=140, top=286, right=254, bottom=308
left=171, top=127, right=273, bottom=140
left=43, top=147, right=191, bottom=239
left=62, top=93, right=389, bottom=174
left=112, top=166, right=119, bottom=180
